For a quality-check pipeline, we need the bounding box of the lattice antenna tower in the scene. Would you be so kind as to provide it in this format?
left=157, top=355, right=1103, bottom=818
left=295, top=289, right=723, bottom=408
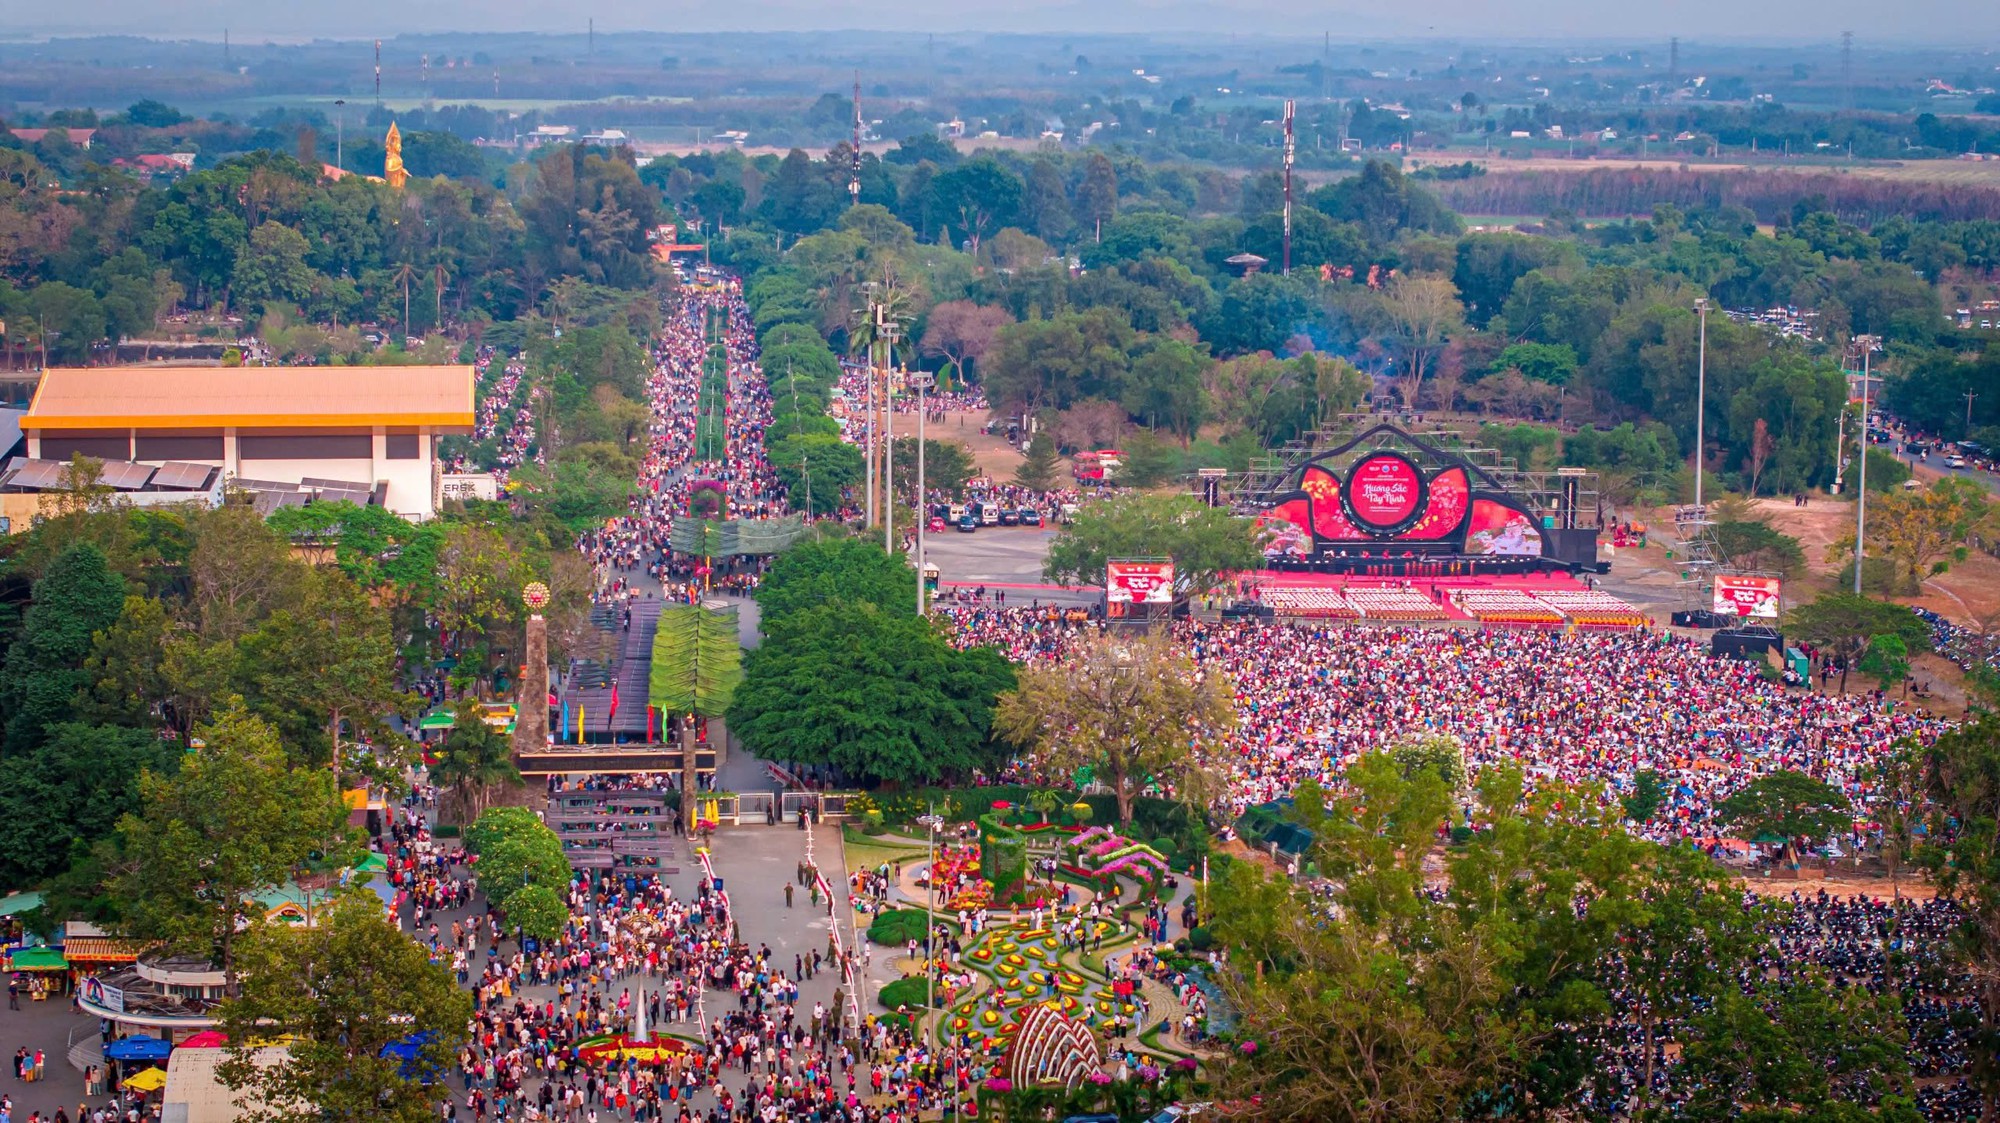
left=1841, top=31, right=1855, bottom=110
left=849, top=74, right=863, bottom=208
left=1282, top=100, right=1296, bottom=275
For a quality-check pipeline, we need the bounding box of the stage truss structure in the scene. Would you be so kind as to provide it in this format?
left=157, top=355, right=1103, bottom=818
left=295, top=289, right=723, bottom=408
left=1229, top=417, right=1603, bottom=535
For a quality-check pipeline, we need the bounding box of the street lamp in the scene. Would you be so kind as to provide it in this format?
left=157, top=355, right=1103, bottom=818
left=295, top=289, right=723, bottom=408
left=1853, top=334, right=1882, bottom=594
left=915, top=811, right=945, bottom=1040
left=910, top=370, right=936, bottom=613
left=882, top=321, right=902, bottom=555
left=1693, top=298, right=1709, bottom=513
left=334, top=99, right=346, bottom=172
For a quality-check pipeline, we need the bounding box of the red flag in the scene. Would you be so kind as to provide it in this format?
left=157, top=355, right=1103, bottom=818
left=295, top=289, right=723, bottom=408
left=609, top=682, right=620, bottom=720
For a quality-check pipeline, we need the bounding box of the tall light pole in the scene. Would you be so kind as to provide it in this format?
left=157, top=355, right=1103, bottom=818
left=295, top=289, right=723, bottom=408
left=881, top=320, right=902, bottom=554
left=1854, top=334, right=1881, bottom=594
left=1693, top=298, right=1709, bottom=513
left=917, top=811, right=945, bottom=1047
left=911, top=370, right=936, bottom=613
left=333, top=99, right=346, bottom=171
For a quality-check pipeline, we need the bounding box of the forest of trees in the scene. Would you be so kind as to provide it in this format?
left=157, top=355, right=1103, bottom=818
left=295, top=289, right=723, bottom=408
left=5, top=95, right=2000, bottom=507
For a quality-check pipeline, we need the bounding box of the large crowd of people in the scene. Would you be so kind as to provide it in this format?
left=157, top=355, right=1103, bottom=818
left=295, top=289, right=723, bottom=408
left=936, top=607, right=1951, bottom=846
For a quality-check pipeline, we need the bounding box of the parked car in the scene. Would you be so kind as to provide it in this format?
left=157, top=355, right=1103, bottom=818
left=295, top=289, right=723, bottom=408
left=999, top=508, right=1021, bottom=526
left=1020, top=509, right=1044, bottom=527
left=928, top=516, right=947, bottom=532
left=1946, top=456, right=1968, bottom=469
left=956, top=514, right=979, bottom=532
left=980, top=504, right=1000, bottom=526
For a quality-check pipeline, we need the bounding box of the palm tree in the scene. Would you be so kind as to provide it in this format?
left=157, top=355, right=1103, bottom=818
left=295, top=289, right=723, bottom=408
left=651, top=604, right=744, bottom=833
left=433, top=261, right=450, bottom=329
left=430, top=702, right=522, bottom=823
left=393, top=261, right=417, bottom=338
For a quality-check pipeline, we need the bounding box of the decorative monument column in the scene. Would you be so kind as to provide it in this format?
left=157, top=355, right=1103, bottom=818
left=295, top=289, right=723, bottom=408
left=513, top=582, right=551, bottom=757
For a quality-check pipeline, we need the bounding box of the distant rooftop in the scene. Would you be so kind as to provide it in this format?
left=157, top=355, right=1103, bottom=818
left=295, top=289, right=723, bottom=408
left=25, top=366, right=475, bottom=431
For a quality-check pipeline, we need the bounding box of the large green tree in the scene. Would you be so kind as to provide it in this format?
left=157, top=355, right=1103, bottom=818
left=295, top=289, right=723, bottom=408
left=756, top=537, right=917, bottom=623
left=0, top=722, right=176, bottom=887
left=994, top=631, right=1231, bottom=824
left=108, top=703, right=352, bottom=984
left=729, top=603, right=1015, bottom=787
left=1044, top=492, right=1262, bottom=600
left=0, top=541, right=129, bottom=752
left=218, top=891, right=472, bottom=1123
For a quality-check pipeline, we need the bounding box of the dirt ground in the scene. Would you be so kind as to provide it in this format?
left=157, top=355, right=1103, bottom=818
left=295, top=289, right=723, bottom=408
left=928, top=407, right=1022, bottom=480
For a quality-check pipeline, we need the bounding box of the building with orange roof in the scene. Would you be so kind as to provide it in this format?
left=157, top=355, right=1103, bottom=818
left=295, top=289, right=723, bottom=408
left=18, top=364, right=473, bottom=519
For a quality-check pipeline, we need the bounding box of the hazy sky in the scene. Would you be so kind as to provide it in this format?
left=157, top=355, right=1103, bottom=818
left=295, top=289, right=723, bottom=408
left=14, top=0, right=2000, bottom=42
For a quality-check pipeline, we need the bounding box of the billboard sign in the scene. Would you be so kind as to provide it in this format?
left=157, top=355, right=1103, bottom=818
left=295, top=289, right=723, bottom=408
left=1713, top=575, right=1782, bottom=619
left=1106, top=560, right=1175, bottom=604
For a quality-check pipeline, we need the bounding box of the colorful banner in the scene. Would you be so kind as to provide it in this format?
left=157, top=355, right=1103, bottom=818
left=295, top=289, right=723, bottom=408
left=1105, top=560, right=1175, bottom=604
left=1713, top=574, right=1782, bottom=619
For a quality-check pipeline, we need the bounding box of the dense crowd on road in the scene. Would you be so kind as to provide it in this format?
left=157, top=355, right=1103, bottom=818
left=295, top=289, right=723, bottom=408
left=936, top=608, right=1951, bottom=846
left=574, top=284, right=785, bottom=600
left=453, top=347, right=539, bottom=486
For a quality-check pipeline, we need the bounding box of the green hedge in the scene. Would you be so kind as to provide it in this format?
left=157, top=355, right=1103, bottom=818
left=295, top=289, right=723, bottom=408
left=867, top=908, right=931, bottom=946
left=878, top=976, right=937, bottom=1010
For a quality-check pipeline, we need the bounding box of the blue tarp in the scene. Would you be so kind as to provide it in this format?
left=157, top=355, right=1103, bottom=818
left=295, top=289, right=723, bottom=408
left=381, top=1031, right=441, bottom=1083
left=103, top=1036, right=172, bottom=1061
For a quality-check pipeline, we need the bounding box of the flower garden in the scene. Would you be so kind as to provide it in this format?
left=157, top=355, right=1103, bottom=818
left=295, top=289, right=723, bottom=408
left=944, top=920, right=1147, bottom=1061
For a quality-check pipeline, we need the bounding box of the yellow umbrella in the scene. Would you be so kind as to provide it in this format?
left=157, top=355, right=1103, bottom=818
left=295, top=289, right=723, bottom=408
left=122, top=1067, right=167, bottom=1093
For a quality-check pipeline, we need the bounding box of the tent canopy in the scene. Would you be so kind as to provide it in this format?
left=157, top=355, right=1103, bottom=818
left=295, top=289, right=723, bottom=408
left=8, top=947, right=65, bottom=971
left=104, top=1036, right=173, bottom=1061
left=120, top=1066, right=167, bottom=1092
left=417, top=712, right=456, bottom=731
left=0, top=891, right=44, bottom=918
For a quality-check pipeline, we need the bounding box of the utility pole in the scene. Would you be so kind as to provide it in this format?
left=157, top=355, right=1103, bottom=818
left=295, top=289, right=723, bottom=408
left=334, top=99, right=346, bottom=171
left=374, top=40, right=382, bottom=104
left=1966, top=389, right=1978, bottom=432
left=1854, top=334, right=1880, bottom=594
left=862, top=290, right=879, bottom=529
left=1282, top=100, right=1296, bottom=276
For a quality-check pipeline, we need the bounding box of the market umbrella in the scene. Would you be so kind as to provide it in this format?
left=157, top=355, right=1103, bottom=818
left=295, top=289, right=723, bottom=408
left=103, top=1036, right=173, bottom=1061
left=417, top=712, right=455, bottom=731
left=120, top=1067, right=166, bottom=1093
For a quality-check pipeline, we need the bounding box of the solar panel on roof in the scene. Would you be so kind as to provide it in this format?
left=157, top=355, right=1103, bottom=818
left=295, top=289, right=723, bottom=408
left=300, top=477, right=372, bottom=492
left=0, top=459, right=67, bottom=489
left=148, top=462, right=216, bottom=490
left=230, top=478, right=304, bottom=492
left=95, top=461, right=158, bottom=490
left=311, top=488, right=373, bottom=505
left=251, top=491, right=307, bottom=515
